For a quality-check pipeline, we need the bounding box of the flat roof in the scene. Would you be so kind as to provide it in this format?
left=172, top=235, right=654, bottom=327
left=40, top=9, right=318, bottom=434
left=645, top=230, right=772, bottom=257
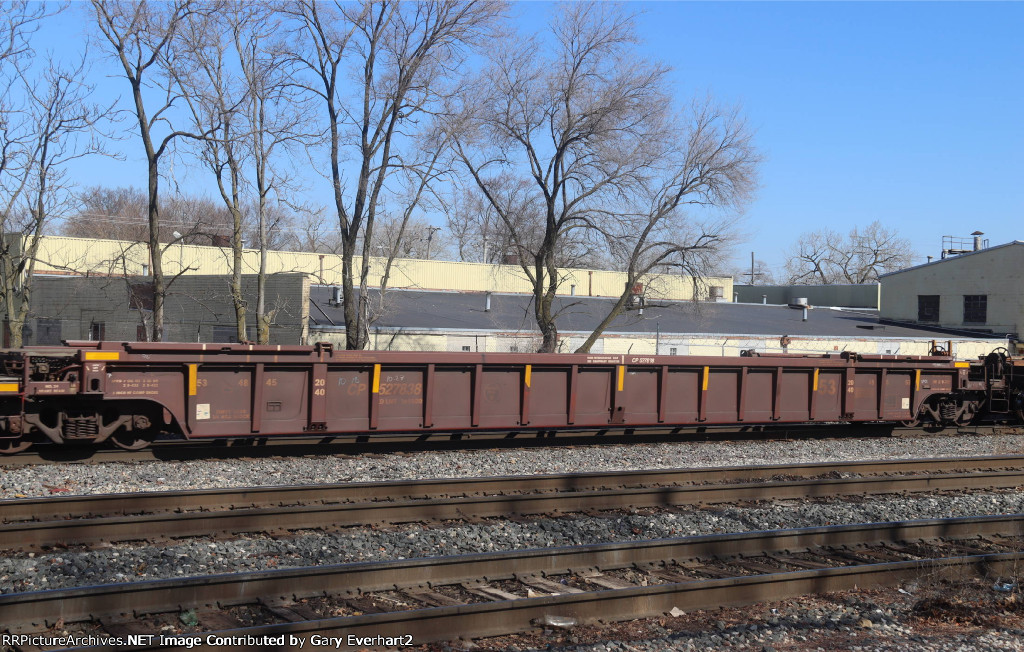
left=309, top=287, right=998, bottom=339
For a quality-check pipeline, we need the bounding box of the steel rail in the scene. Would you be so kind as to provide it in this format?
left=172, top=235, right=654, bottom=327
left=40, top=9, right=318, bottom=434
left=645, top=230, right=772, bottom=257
left=3, top=514, right=1022, bottom=646
left=4, top=466, right=1024, bottom=551
left=167, top=554, right=1024, bottom=652
left=5, top=454, right=1024, bottom=523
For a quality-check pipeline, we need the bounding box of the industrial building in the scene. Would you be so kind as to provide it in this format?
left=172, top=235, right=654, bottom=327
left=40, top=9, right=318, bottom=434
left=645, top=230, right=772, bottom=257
left=879, top=240, right=1022, bottom=338
left=6, top=274, right=308, bottom=346
left=0, top=234, right=1009, bottom=358
left=17, top=234, right=731, bottom=303
left=307, top=287, right=1003, bottom=360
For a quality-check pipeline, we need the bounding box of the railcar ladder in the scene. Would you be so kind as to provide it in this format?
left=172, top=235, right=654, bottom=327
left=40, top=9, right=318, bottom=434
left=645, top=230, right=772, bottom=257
left=988, top=379, right=1010, bottom=413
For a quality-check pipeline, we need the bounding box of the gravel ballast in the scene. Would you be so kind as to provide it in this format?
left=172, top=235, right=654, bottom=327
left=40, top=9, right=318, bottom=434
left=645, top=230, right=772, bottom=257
left=3, top=434, right=1023, bottom=650
left=2, top=433, right=1024, bottom=498
left=3, top=489, right=1024, bottom=594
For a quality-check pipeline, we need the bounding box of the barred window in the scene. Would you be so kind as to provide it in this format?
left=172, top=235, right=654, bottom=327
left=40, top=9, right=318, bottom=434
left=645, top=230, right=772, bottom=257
left=917, top=295, right=940, bottom=322
left=963, top=295, right=987, bottom=324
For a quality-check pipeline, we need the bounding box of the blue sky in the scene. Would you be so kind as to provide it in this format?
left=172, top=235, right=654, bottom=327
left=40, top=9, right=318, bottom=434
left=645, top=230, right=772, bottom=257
left=625, top=1, right=1024, bottom=269
left=33, top=2, right=1024, bottom=273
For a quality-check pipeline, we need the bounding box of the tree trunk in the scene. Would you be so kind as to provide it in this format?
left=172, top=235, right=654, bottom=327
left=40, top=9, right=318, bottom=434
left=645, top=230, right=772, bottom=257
left=534, top=246, right=560, bottom=353
left=230, top=203, right=246, bottom=343
left=147, top=158, right=164, bottom=343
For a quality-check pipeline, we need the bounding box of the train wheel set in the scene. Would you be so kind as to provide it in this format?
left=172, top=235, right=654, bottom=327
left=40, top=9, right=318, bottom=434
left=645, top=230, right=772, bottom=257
left=0, top=341, right=1021, bottom=454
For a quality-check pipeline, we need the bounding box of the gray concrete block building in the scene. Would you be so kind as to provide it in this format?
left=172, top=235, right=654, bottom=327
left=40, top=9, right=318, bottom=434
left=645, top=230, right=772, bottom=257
left=11, top=273, right=309, bottom=345
left=734, top=284, right=880, bottom=308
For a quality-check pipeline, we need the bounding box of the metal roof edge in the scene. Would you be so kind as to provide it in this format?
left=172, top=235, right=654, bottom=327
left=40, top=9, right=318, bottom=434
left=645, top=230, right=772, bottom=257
left=879, top=241, right=1024, bottom=278
left=309, top=324, right=1006, bottom=342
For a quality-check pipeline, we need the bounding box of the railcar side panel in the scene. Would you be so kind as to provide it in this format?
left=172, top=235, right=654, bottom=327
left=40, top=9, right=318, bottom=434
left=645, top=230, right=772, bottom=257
left=574, top=368, right=613, bottom=423
left=479, top=367, right=521, bottom=428
left=777, top=371, right=812, bottom=422
left=529, top=367, right=569, bottom=426
left=376, top=366, right=429, bottom=431
left=622, top=368, right=658, bottom=424
left=259, top=367, right=311, bottom=434
left=743, top=370, right=775, bottom=422
left=663, top=369, right=700, bottom=423
left=325, top=367, right=371, bottom=432
left=425, top=366, right=469, bottom=430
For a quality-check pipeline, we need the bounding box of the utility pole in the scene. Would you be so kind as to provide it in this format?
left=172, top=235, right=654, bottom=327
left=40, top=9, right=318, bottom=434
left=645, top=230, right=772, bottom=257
left=744, top=251, right=758, bottom=285
left=425, top=226, right=441, bottom=260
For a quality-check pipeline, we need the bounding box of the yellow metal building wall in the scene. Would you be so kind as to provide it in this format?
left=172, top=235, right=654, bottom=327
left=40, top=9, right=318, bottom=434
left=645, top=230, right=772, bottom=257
left=32, top=235, right=732, bottom=301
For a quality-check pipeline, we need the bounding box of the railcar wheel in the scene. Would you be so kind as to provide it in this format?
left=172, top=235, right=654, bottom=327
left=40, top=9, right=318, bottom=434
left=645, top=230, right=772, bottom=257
left=107, top=413, right=159, bottom=451
left=899, top=418, right=920, bottom=428
left=0, top=436, right=32, bottom=454
left=110, top=433, right=154, bottom=450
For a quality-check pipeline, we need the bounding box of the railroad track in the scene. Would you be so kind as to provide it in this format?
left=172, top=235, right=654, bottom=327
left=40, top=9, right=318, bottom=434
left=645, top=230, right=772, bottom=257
left=2, top=514, right=1022, bottom=650
left=2, top=423, right=1018, bottom=466
left=3, top=455, right=1024, bottom=549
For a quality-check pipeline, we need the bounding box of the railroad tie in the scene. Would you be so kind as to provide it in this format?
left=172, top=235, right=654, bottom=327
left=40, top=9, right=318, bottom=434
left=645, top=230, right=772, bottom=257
left=764, top=554, right=834, bottom=570
left=731, top=559, right=779, bottom=574
left=401, top=588, right=464, bottom=607
left=266, top=603, right=321, bottom=623
left=197, top=612, right=244, bottom=631
left=579, top=570, right=636, bottom=590
left=518, top=575, right=585, bottom=595
left=460, top=582, right=522, bottom=601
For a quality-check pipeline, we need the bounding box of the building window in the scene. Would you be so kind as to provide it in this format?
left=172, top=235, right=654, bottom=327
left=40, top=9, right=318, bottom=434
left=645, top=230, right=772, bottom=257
left=128, top=282, right=154, bottom=311
left=461, top=345, right=471, bottom=352
left=89, top=322, right=105, bottom=341
left=917, top=295, right=940, bottom=322
left=669, top=347, right=678, bottom=355
left=963, top=295, right=987, bottom=324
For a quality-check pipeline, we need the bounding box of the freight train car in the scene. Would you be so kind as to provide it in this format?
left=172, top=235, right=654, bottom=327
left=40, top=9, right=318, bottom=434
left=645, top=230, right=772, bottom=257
left=0, top=341, right=1020, bottom=453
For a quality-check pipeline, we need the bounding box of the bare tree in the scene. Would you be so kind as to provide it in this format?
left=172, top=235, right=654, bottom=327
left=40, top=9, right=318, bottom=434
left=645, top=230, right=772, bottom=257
left=63, top=186, right=231, bottom=244
left=373, top=214, right=446, bottom=260
left=574, top=100, right=757, bottom=353
left=5, top=62, right=113, bottom=347
left=238, top=6, right=310, bottom=343
left=279, top=204, right=344, bottom=254
left=453, top=5, right=756, bottom=352
left=62, top=186, right=150, bottom=240
left=176, top=4, right=251, bottom=341
left=91, top=0, right=211, bottom=342
left=0, top=1, right=48, bottom=225
left=443, top=179, right=604, bottom=268
left=783, top=221, right=914, bottom=284
left=287, top=0, right=503, bottom=349
left=0, top=5, right=113, bottom=347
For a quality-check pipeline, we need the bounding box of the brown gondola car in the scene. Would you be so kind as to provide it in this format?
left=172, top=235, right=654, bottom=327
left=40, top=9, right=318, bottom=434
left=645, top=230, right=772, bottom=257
left=0, top=341, right=1018, bottom=453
